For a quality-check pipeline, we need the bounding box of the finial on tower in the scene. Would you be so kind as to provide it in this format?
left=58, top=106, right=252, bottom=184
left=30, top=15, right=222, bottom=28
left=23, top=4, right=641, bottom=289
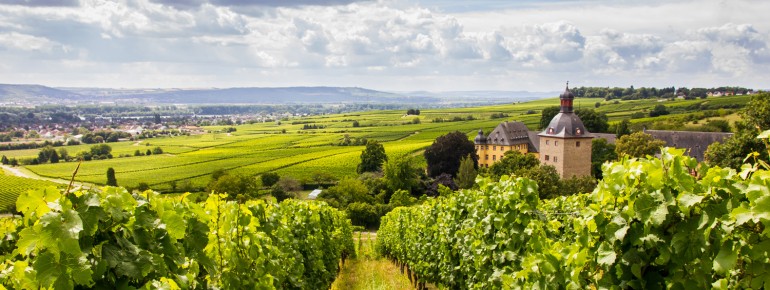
left=566, top=81, right=569, bottom=88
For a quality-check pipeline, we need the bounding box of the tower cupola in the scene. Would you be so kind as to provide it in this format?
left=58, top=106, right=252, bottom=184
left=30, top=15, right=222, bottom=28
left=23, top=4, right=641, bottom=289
left=560, top=82, right=575, bottom=113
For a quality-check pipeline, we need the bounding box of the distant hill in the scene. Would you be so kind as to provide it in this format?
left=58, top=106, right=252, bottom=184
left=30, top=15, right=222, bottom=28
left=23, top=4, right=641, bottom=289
left=0, top=84, right=552, bottom=105
left=0, top=84, right=85, bottom=103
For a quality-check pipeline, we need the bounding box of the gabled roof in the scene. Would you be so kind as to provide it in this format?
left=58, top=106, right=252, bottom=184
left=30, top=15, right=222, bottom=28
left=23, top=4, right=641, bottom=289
left=486, top=121, right=531, bottom=146
left=308, top=189, right=322, bottom=200
left=645, top=130, right=733, bottom=161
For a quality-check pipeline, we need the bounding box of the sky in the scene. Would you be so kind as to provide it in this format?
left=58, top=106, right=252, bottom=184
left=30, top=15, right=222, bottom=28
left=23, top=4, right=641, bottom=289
left=0, top=0, right=769, bottom=92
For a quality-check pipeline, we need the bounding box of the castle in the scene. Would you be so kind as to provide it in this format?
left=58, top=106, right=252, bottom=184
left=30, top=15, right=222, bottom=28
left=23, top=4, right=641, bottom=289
left=474, top=83, right=733, bottom=178
left=475, top=83, right=591, bottom=178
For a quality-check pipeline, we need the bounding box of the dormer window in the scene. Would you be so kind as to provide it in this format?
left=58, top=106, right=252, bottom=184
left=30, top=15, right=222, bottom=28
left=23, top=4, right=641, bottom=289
left=548, top=128, right=554, bottom=134
left=576, top=128, right=582, bottom=135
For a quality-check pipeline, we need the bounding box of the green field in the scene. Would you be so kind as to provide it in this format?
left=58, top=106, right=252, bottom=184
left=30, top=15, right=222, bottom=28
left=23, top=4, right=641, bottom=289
left=0, top=95, right=749, bottom=194
left=0, top=171, right=62, bottom=211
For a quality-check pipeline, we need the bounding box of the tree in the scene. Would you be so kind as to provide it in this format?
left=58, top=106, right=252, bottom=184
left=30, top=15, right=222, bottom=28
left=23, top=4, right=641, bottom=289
left=1, top=155, right=8, bottom=165
left=575, top=108, right=609, bottom=133
left=276, top=176, right=302, bottom=193
left=591, top=138, right=617, bottom=179
left=424, top=131, right=477, bottom=178
left=539, top=106, right=561, bottom=130
left=383, top=156, right=419, bottom=193
left=270, top=185, right=293, bottom=202
left=389, top=189, right=416, bottom=207
left=649, top=104, right=670, bottom=117
left=319, top=178, right=373, bottom=208
left=135, top=182, right=151, bottom=192
left=260, top=172, right=280, bottom=187
left=519, top=165, right=561, bottom=199
left=488, top=150, right=540, bottom=180
left=106, top=167, right=118, bottom=186
left=595, top=102, right=601, bottom=108
left=454, top=154, right=478, bottom=189
left=615, top=132, right=666, bottom=158
left=207, top=174, right=258, bottom=199
left=615, top=119, right=631, bottom=138
left=560, top=175, right=597, bottom=196
left=154, top=113, right=162, bottom=124
left=146, top=149, right=152, bottom=156
left=57, top=148, right=69, bottom=162
left=352, top=120, right=360, bottom=127
left=90, top=144, right=112, bottom=158
left=357, top=140, right=387, bottom=174
left=742, top=92, right=770, bottom=130
left=38, top=146, right=57, bottom=163
left=49, top=150, right=59, bottom=163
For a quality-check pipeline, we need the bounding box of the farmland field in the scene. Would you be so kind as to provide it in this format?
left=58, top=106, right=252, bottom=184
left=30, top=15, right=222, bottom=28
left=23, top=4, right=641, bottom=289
left=0, top=94, right=749, bottom=195
left=0, top=171, right=62, bottom=211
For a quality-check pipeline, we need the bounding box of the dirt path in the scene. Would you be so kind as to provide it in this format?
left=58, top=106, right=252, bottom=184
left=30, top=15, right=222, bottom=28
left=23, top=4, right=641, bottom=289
left=1, top=164, right=98, bottom=190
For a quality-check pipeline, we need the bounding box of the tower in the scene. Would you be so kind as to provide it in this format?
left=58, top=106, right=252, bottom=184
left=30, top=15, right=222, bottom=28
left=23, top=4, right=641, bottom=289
left=538, top=83, right=593, bottom=178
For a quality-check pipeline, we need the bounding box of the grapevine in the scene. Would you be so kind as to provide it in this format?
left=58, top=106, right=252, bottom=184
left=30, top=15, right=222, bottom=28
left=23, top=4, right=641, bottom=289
left=377, top=147, right=770, bottom=289
left=0, top=186, right=354, bottom=289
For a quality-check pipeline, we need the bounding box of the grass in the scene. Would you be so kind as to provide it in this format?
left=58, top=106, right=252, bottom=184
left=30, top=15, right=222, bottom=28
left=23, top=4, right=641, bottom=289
left=331, top=232, right=429, bottom=290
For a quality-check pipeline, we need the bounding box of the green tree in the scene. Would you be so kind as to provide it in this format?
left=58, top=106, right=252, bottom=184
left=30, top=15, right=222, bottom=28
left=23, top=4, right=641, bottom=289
left=90, top=144, right=112, bottom=158
left=49, top=150, right=59, bottom=163
left=519, top=165, right=561, bottom=199
left=741, top=92, right=770, bottom=130
left=615, top=132, right=666, bottom=158
left=57, top=148, right=69, bottom=162
left=560, top=175, right=597, bottom=196
left=207, top=174, right=258, bottom=199
left=424, top=131, right=477, bottom=178
left=454, top=154, right=478, bottom=189
left=37, top=146, right=57, bottom=163
left=146, top=149, right=152, bottom=156
left=383, top=156, right=419, bottom=193
left=135, top=182, right=151, bottom=192
left=270, top=185, right=293, bottom=202
left=352, top=120, right=360, bottom=127
left=319, top=178, right=373, bottom=208
left=615, top=119, right=631, bottom=138
left=1, top=155, right=7, bottom=165
left=704, top=120, right=768, bottom=169
left=539, top=106, right=561, bottom=130
left=357, top=140, right=388, bottom=174
left=276, top=176, right=302, bottom=193
left=488, top=150, right=540, bottom=180
left=152, top=147, right=163, bottom=155
left=575, top=108, right=609, bottom=133
left=591, top=138, right=617, bottom=179
left=389, top=189, right=416, bottom=207
left=106, top=167, right=118, bottom=186
left=649, top=104, right=669, bottom=117
left=260, top=172, right=280, bottom=187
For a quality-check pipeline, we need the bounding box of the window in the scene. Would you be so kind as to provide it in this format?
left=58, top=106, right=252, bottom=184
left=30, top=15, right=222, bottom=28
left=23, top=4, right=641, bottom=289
left=555, top=141, right=559, bottom=146
left=492, top=155, right=496, bottom=161
left=576, top=141, right=580, bottom=147
left=546, top=140, right=550, bottom=145
left=493, top=146, right=496, bottom=150
left=545, top=155, right=549, bottom=161
left=485, top=155, right=489, bottom=160
left=554, top=156, right=558, bottom=162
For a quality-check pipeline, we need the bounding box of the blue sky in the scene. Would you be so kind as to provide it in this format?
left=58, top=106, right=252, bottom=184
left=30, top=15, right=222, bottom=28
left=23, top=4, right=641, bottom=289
left=0, top=0, right=768, bottom=91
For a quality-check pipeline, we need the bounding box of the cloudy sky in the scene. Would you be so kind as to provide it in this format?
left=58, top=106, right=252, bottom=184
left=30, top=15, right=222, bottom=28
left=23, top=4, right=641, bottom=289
left=0, top=0, right=769, bottom=91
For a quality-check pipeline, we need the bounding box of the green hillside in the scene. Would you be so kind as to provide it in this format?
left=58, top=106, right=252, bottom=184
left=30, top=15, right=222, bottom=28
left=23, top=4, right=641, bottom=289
left=3, top=95, right=749, bottom=194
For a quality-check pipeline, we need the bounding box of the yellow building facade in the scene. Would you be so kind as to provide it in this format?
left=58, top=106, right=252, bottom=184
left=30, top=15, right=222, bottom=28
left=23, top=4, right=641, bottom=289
left=474, top=121, right=539, bottom=168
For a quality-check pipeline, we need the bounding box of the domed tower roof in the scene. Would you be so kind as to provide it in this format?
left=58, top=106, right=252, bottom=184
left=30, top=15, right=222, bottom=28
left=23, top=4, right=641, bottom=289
left=474, top=129, right=487, bottom=144
left=559, top=81, right=575, bottom=113
left=539, top=82, right=592, bottom=139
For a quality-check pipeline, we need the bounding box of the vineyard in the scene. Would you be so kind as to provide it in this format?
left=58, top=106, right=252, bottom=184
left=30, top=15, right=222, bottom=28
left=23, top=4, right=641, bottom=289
left=377, top=148, right=770, bottom=289
left=0, top=172, right=61, bottom=211
left=0, top=94, right=747, bottom=196
left=0, top=186, right=355, bottom=289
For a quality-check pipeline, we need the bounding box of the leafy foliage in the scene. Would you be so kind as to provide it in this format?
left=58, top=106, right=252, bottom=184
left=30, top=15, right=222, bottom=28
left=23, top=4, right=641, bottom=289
left=424, top=131, right=477, bottom=178
left=377, top=148, right=770, bottom=289
left=539, top=106, right=560, bottom=130
left=357, top=140, right=388, bottom=174
left=453, top=154, right=477, bottom=189
left=591, top=138, right=617, bottom=179
left=574, top=108, right=609, bottom=133
left=0, top=187, right=354, bottom=289
left=615, top=131, right=666, bottom=157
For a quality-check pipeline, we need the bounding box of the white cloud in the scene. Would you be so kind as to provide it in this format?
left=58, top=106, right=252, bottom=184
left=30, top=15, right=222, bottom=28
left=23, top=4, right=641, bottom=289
left=0, top=0, right=769, bottom=90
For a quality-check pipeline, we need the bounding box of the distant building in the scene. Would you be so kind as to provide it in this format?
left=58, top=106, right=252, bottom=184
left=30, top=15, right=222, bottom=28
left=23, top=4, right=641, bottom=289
left=474, top=83, right=734, bottom=179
